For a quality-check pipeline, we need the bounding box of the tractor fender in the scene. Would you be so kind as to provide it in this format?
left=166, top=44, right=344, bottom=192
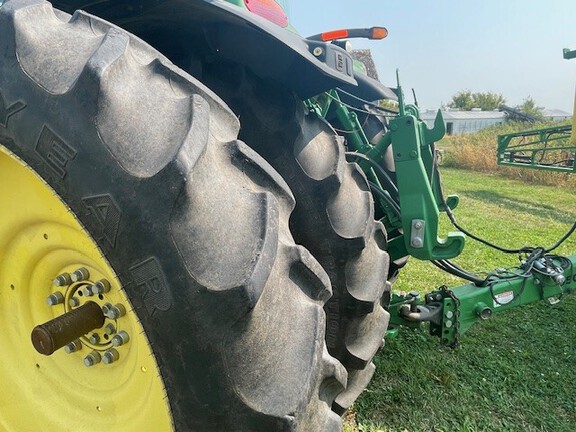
left=50, top=0, right=357, bottom=99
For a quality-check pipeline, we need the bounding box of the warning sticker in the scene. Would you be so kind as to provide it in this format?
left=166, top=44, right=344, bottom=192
left=493, top=291, right=514, bottom=308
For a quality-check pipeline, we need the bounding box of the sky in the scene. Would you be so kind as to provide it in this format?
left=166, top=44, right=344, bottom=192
left=289, top=0, right=576, bottom=112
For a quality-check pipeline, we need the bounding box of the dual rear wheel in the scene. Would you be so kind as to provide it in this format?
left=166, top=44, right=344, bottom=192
left=0, top=1, right=392, bottom=430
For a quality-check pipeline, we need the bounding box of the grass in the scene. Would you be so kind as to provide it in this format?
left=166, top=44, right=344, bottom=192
left=346, top=167, right=576, bottom=432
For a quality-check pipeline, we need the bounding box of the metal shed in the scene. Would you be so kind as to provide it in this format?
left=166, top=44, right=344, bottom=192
left=420, top=109, right=506, bottom=135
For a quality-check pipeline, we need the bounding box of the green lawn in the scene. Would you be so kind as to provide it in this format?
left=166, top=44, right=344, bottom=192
left=348, top=168, right=576, bottom=432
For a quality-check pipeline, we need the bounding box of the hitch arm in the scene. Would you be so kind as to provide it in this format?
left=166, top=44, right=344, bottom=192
left=389, top=254, right=576, bottom=346
left=389, top=110, right=465, bottom=260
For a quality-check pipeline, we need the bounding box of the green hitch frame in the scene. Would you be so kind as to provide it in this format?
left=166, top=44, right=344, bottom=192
left=306, top=52, right=576, bottom=349
left=388, top=103, right=465, bottom=260
left=388, top=254, right=576, bottom=346
left=306, top=72, right=465, bottom=262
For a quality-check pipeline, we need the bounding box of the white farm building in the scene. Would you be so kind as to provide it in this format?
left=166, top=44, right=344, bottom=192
left=420, top=109, right=505, bottom=135
left=542, top=108, right=572, bottom=121
left=420, top=108, right=573, bottom=135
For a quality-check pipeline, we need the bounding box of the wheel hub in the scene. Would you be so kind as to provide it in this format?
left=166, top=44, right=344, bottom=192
left=0, top=145, right=173, bottom=431
left=36, top=268, right=131, bottom=365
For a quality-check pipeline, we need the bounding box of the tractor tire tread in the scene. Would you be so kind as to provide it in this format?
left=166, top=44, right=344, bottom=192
left=0, top=1, right=345, bottom=430
left=203, top=64, right=391, bottom=414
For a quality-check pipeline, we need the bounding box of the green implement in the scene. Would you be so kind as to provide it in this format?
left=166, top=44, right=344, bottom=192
left=497, top=48, right=576, bottom=173
left=497, top=124, right=575, bottom=172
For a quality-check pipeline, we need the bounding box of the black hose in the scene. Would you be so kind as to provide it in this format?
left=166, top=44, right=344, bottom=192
left=346, top=152, right=399, bottom=202
left=367, top=181, right=401, bottom=218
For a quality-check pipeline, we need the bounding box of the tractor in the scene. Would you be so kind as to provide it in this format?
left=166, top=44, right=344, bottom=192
left=0, top=0, right=574, bottom=431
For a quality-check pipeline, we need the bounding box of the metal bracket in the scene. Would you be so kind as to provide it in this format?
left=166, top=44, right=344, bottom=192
left=399, top=303, right=443, bottom=325
left=410, top=219, right=425, bottom=248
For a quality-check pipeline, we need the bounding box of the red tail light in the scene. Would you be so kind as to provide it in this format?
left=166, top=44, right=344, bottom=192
left=244, top=0, right=289, bottom=28
left=320, top=29, right=349, bottom=42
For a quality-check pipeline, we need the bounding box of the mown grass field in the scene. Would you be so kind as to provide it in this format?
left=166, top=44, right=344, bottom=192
left=345, top=157, right=576, bottom=431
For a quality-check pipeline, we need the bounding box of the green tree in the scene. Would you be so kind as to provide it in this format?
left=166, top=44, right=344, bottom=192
left=473, top=92, right=506, bottom=110
left=517, top=96, right=544, bottom=119
left=448, top=90, right=506, bottom=111
left=448, top=90, right=474, bottom=110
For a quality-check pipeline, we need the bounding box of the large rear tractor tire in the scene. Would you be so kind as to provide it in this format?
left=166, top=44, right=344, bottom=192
left=203, top=63, right=392, bottom=415
left=0, top=1, right=347, bottom=430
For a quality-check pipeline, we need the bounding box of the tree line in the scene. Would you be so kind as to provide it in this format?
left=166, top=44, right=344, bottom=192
left=447, top=90, right=544, bottom=119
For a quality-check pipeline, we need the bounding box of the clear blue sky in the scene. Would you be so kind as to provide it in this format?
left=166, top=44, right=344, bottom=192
left=290, top=1, right=576, bottom=112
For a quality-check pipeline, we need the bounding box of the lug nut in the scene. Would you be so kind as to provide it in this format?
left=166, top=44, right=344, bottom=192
left=64, top=339, right=82, bottom=354
left=102, top=348, right=120, bottom=364
left=104, top=323, right=116, bottom=336
left=46, top=291, right=65, bottom=306
left=70, top=267, right=90, bottom=283
left=69, top=297, right=80, bottom=308
left=88, top=333, right=101, bottom=344
left=104, top=304, right=126, bottom=320
left=81, top=285, right=94, bottom=297
left=111, top=331, right=130, bottom=347
left=84, top=351, right=101, bottom=367
left=90, top=279, right=111, bottom=295
left=53, top=273, right=72, bottom=287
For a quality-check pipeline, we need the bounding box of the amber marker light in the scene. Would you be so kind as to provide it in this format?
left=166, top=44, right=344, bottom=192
left=370, top=26, right=388, bottom=40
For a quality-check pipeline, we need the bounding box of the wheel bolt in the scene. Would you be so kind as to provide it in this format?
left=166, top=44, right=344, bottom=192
left=64, top=339, right=82, bottom=354
left=53, top=273, right=72, bottom=287
left=411, top=238, right=423, bottom=248
left=70, top=267, right=90, bottom=283
left=90, top=279, right=111, bottom=295
left=81, top=285, right=94, bottom=297
left=104, top=323, right=116, bottom=336
left=84, top=351, right=101, bottom=367
left=46, top=291, right=65, bottom=306
left=102, top=348, right=120, bottom=364
left=104, top=303, right=126, bottom=320
left=69, top=297, right=80, bottom=308
left=88, top=333, right=100, bottom=344
left=111, top=331, right=130, bottom=347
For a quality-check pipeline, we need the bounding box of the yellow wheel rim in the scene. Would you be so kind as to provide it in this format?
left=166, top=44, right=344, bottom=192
left=0, top=146, right=173, bottom=431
